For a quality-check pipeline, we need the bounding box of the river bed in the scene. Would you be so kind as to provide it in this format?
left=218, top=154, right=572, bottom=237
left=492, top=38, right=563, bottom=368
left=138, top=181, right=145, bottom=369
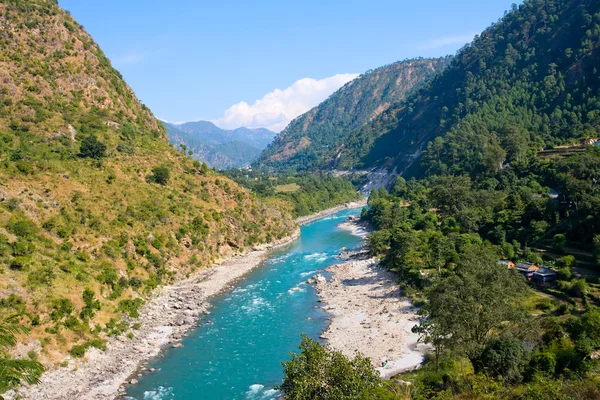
left=124, top=208, right=363, bottom=400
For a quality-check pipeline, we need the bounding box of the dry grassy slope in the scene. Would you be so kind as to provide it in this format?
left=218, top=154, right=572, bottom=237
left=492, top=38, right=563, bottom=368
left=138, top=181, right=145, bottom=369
left=0, top=0, right=294, bottom=364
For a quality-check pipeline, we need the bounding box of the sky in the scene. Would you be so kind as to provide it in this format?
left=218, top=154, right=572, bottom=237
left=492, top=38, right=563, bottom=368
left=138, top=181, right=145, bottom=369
left=58, top=0, right=519, bottom=131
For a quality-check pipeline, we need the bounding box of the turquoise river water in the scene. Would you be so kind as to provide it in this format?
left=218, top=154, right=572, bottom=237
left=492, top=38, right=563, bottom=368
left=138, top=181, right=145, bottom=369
left=124, top=207, right=364, bottom=400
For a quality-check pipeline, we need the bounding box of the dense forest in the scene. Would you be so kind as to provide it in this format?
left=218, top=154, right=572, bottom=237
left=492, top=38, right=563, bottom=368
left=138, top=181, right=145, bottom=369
left=256, top=58, right=450, bottom=173
left=281, top=138, right=600, bottom=400
left=223, top=169, right=359, bottom=217
left=332, top=0, right=600, bottom=174
left=279, top=0, right=600, bottom=398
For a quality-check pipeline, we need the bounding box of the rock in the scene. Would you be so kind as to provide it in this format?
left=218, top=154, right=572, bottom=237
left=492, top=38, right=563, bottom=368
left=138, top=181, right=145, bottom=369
left=52, top=124, right=77, bottom=142
left=181, top=236, right=192, bottom=248
left=172, top=343, right=183, bottom=348
left=106, top=120, right=121, bottom=129
left=130, top=379, right=138, bottom=385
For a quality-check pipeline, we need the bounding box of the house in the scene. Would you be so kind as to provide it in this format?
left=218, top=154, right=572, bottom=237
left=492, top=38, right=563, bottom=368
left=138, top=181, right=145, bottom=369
left=514, top=262, right=540, bottom=281
left=498, top=260, right=515, bottom=269
left=582, top=138, right=599, bottom=147
left=532, top=267, right=558, bottom=286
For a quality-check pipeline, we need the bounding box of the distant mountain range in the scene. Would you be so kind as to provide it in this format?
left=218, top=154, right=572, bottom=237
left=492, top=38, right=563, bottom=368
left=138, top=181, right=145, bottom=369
left=163, top=121, right=276, bottom=169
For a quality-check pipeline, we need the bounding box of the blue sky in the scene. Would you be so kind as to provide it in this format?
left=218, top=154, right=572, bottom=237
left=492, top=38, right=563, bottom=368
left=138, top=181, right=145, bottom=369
left=59, top=0, right=518, bottom=131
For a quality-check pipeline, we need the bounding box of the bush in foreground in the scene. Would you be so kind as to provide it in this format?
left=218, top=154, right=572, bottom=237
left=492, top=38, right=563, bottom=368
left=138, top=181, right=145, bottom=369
left=280, top=334, right=381, bottom=400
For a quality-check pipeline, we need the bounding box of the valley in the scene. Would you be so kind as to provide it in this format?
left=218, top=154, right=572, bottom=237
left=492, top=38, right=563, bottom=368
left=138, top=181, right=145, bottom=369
left=2, top=0, right=600, bottom=399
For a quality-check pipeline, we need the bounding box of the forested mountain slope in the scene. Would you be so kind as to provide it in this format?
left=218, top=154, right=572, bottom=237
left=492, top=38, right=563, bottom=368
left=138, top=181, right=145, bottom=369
left=164, top=121, right=275, bottom=169
left=255, top=58, right=451, bottom=172
left=336, top=0, right=600, bottom=175
left=0, top=0, right=293, bottom=368
left=164, top=122, right=262, bottom=169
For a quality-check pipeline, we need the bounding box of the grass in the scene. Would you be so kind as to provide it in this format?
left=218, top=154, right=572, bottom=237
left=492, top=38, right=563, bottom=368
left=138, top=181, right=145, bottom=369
left=274, top=183, right=301, bottom=193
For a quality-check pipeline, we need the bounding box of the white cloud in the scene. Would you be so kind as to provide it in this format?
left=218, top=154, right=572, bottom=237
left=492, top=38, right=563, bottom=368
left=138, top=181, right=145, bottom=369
left=212, top=73, right=359, bottom=132
left=418, top=33, right=476, bottom=50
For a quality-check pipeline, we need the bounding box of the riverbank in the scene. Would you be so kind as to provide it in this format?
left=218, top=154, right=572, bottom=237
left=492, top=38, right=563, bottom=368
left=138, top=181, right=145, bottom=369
left=295, top=198, right=367, bottom=226
left=8, top=201, right=368, bottom=400
left=316, top=257, right=426, bottom=379
left=315, top=220, right=427, bottom=379
left=8, top=231, right=300, bottom=400
left=338, top=215, right=370, bottom=237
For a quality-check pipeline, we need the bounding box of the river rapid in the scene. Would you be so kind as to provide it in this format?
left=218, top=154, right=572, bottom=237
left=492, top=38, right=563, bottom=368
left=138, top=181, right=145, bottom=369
left=125, top=207, right=364, bottom=400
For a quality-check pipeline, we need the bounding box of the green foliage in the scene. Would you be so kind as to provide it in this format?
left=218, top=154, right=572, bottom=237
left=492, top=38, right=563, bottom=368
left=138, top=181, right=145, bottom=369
left=224, top=170, right=359, bottom=217
left=117, top=298, right=144, bottom=318
left=79, top=288, right=101, bottom=320
left=147, top=166, right=170, bottom=185
left=8, top=219, right=37, bottom=238
left=414, top=247, right=530, bottom=367
left=329, top=0, right=600, bottom=175
left=280, top=334, right=381, bottom=399
left=69, top=338, right=106, bottom=358
left=49, top=298, right=73, bottom=323
left=96, top=265, right=118, bottom=288
left=0, top=317, right=44, bottom=394
left=78, top=135, right=106, bottom=159
left=479, top=336, right=530, bottom=382
left=256, top=58, right=451, bottom=172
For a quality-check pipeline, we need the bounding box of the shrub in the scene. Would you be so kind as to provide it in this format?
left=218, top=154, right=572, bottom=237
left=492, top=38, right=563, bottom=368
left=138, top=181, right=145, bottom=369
left=50, top=298, right=74, bottom=322
left=147, top=166, right=170, bottom=185
left=553, top=234, right=567, bottom=252
left=96, top=265, right=118, bottom=287
left=9, top=220, right=38, bottom=238
left=118, top=298, right=144, bottom=318
left=556, top=255, right=576, bottom=270
left=9, top=256, right=29, bottom=270
left=478, top=335, right=529, bottom=382
left=69, top=344, right=87, bottom=358
left=116, top=143, right=135, bottom=154
left=78, top=135, right=106, bottom=159
left=280, top=334, right=381, bottom=399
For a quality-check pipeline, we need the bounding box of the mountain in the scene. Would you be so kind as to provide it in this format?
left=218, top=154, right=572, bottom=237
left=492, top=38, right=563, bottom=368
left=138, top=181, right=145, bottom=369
left=335, top=0, right=600, bottom=176
left=164, top=121, right=276, bottom=169
left=0, top=0, right=293, bottom=367
left=255, top=57, right=451, bottom=172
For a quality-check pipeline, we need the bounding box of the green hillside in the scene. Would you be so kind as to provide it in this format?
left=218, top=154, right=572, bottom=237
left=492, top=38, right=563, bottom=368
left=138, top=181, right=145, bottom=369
left=256, top=58, right=450, bottom=172
left=337, top=0, right=600, bottom=174
left=0, top=0, right=293, bottom=369
left=280, top=1, right=600, bottom=398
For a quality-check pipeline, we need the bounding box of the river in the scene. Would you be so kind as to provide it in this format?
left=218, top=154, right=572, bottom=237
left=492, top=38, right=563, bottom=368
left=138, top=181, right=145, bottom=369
left=124, top=207, right=363, bottom=400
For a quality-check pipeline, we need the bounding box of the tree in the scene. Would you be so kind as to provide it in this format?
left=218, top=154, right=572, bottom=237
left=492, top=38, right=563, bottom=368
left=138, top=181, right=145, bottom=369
left=78, top=135, right=106, bottom=159
left=280, top=334, right=381, bottom=399
left=0, top=317, right=44, bottom=396
left=148, top=166, right=170, bottom=185
left=414, top=247, right=530, bottom=369
left=594, top=235, right=600, bottom=264
left=479, top=335, right=529, bottom=382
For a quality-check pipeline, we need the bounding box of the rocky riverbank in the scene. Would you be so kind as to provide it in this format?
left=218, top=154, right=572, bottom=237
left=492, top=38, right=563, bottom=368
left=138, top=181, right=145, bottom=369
left=314, top=219, right=427, bottom=379
left=338, top=215, right=370, bottom=237
left=7, top=231, right=299, bottom=400
left=7, top=201, right=369, bottom=400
